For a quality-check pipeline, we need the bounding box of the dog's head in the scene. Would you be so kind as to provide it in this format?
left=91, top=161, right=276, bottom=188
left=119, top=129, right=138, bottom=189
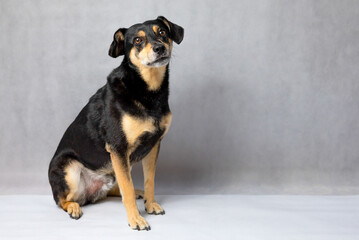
left=108, top=16, right=184, bottom=68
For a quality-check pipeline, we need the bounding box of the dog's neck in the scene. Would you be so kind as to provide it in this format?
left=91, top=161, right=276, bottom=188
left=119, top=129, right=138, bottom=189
left=107, top=61, right=170, bottom=114
left=135, top=64, right=167, bottom=91
left=110, top=60, right=170, bottom=97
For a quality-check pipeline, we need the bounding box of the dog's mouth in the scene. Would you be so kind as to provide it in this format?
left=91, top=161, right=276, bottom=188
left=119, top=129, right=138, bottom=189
left=146, top=56, right=170, bottom=67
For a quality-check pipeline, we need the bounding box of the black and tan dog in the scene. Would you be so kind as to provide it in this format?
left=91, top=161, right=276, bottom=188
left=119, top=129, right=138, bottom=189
left=48, top=16, right=184, bottom=231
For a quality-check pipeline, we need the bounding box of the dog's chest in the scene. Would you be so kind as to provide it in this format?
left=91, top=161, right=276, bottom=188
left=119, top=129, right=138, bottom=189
left=121, top=113, right=172, bottom=146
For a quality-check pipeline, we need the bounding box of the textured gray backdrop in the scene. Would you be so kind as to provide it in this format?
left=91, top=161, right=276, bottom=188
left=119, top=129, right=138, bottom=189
left=1, top=0, right=359, bottom=194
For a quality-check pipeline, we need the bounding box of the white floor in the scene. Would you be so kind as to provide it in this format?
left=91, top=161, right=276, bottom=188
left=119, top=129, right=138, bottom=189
left=0, top=195, right=358, bottom=240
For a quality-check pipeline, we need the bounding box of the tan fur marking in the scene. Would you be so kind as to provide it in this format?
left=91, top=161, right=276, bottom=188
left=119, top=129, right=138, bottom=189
left=142, top=142, right=164, bottom=214
left=152, top=25, right=159, bottom=33
left=59, top=197, right=69, bottom=210
left=161, top=19, right=171, bottom=30
left=142, top=43, right=153, bottom=59
left=59, top=198, right=82, bottom=218
left=58, top=161, right=84, bottom=219
left=122, top=114, right=155, bottom=146
left=64, top=161, right=83, bottom=201
left=106, top=143, right=150, bottom=230
left=169, top=39, right=173, bottom=51
left=107, top=185, right=144, bottom=199
left=115, top=31, right=125, bottom=41
left=137, top=30, right=146, bottom=37
left=142, top=143, right=159, bottom=203
left=108, top=184, right=121, bottom=197
left=160, top=113, right=172, bottom=137
left=129, top=48, right=167, bottom=91
left=135, top=189, right=144, bottom=199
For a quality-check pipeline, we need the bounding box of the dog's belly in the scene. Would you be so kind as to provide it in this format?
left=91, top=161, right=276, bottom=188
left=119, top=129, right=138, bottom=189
left=82, top=167, right=116, bottom=203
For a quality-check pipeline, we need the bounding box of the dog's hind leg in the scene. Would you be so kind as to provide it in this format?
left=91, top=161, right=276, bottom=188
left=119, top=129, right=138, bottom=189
left=135, top=189, right=144, bottom=199
left=49, top=156, right=86, bottom=220
left=108, top=185, right=144, bottom=199
left=59, top=161, right=86, bottom=219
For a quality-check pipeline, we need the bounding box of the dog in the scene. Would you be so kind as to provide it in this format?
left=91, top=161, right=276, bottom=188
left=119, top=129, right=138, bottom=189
left=48, top=16, right=184, bottom=231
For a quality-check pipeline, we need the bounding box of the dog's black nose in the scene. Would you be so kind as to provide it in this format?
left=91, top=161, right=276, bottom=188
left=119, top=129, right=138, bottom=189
left=153, top=44, right=165, bottom=55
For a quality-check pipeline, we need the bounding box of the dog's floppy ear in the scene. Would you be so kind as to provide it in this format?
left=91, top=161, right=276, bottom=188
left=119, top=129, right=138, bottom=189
left=108, top=28, right=127, bottom=58
left=157, top=16, right=184, bottom=44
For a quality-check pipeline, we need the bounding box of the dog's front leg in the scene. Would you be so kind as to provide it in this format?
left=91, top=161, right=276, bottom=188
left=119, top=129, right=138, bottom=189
left=142, top=142, right=165, bottom=215
left=106, top=144, right=150, bottom=231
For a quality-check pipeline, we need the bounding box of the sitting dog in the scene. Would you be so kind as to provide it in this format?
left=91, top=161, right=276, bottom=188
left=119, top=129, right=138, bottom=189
left=48, top=16, right=184, bottom=231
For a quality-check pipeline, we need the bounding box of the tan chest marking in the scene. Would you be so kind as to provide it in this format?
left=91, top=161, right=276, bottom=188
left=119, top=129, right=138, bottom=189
left=160, top=113, right=172, bottom=136
left=122, top=114, right=156, bottom=146
left=129, top=48, right=166, bottom=91
left=141, top=65, right=166, bottom=91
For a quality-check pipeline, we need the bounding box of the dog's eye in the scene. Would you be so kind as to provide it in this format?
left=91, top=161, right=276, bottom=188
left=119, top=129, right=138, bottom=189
left=159, top=29, right=166, bottom=37
left=134, top=37, right=142, bottom=45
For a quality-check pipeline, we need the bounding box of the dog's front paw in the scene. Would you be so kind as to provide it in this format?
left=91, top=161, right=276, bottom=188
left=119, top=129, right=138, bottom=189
left=145, top=202, right=165, bottom=215
left=128, top=214, right=150, bottom=231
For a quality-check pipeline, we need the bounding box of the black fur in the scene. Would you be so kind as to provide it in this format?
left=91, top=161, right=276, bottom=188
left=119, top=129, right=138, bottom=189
left=48, top=16, right=184, bottom=206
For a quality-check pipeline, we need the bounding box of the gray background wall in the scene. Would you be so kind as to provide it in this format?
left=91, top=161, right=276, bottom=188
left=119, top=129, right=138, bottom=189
left=1, top=0, right=359, bottom=195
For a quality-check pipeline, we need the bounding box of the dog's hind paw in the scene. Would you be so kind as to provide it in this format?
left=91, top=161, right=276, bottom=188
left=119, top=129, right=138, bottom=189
left=67, top=202, right=83, bottom=220
left=135, top=189, right=144, bottom=199
left=145, top=202, right=165, bottom=215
